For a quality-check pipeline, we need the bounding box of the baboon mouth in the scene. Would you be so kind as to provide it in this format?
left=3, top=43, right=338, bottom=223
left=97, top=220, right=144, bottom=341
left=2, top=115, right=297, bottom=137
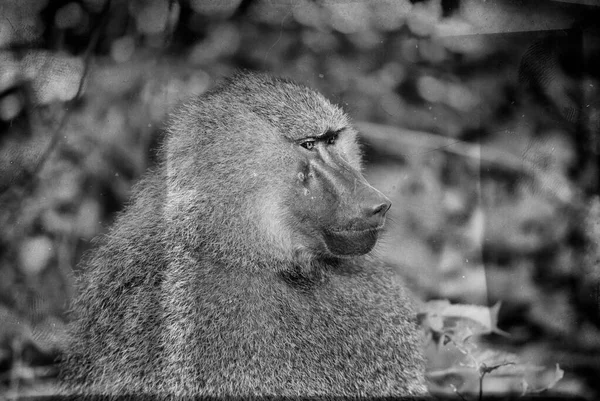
left=322, top=227, right=381, bottom=256
left=329, top=225, right=385, bottom=234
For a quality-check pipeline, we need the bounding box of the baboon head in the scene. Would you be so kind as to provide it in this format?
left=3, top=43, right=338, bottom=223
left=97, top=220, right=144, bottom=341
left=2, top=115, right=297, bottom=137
left=166, top=73, right=391, bottom=262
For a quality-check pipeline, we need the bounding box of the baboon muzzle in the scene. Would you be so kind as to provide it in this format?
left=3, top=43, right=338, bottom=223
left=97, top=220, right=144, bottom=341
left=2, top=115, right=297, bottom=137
left=301, top=152, right=391, bottom=256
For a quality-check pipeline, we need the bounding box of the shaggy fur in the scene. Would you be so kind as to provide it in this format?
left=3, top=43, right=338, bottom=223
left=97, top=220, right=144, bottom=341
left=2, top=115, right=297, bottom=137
left=60, top=73, right=427, bottom=398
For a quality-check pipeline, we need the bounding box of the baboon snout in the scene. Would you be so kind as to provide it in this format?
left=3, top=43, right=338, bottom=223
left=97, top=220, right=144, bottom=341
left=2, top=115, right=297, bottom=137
left=360, top=191, right=391, bottom=226
left=344, top=180, right=391, bottom=231
left=298, top=153, right=392, bottom=256
left=322, top=185, right=390, bottom=256
left=308, top=158, right=391, bottom=231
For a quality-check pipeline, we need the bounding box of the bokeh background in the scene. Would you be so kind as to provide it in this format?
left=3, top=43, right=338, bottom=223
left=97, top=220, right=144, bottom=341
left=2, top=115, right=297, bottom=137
left=0, top=0, right=599, bottom=398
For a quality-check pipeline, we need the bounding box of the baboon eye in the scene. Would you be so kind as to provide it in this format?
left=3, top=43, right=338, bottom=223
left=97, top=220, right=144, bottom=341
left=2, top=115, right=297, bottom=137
left=327, top=134, right=338, bottom=145
left=301, top=140, right=316, bottom=151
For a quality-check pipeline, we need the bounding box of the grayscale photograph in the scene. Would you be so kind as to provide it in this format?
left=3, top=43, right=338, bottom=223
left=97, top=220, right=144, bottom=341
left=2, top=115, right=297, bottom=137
left=0, top=0, right=598, bottom=400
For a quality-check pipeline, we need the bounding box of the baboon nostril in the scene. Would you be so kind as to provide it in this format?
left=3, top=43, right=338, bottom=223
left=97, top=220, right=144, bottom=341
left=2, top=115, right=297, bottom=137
left=371, top=201, right=391, bottom=216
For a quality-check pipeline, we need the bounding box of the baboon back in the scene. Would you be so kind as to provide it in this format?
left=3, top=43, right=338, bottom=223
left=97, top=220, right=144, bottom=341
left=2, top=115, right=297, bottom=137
left=60, top=73, right=427, bottom=397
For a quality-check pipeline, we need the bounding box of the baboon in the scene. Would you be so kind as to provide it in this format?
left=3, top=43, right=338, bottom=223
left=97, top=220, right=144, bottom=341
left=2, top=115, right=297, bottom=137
left=60, top=72, right=427, bottom=397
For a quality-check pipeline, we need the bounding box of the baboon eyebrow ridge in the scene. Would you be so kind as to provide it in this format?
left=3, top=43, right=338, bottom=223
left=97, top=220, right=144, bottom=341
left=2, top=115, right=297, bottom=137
left=317, top=127, right=346, bottom=139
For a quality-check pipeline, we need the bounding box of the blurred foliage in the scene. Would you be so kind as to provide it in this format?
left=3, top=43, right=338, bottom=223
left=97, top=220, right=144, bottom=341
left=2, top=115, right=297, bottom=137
left=419, top=301, right=565, bottom=396
left=0, top=0, right=599, bottom=399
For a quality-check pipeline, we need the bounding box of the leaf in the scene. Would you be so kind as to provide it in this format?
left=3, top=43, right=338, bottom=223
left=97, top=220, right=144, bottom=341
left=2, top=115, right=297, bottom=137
left=524, top=364, right=565, bottom=394
left=419, top=300, right=509, bottom=338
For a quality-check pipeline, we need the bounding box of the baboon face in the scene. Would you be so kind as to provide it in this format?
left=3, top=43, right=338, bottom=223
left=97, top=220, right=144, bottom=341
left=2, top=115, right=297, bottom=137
left=288, top=128, right=391, bottom=257
left=262, top=88, right=391, bottom=258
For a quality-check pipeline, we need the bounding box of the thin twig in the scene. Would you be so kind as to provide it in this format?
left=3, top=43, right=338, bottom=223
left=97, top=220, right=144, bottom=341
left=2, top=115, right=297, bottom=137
left=0, top=0, right=113, bottom=201
left=28, top=0, right=113, bottom=181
